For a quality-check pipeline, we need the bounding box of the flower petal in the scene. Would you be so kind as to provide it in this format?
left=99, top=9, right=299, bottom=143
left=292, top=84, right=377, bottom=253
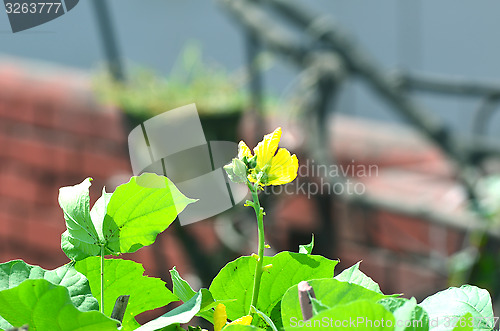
left=268, top=149, right=298, bottom=186
left=226, top=315, right=253, bottom=327
left=254, top=127, right=282, bottom=170
left=214, top=303, right=227, bottom=331
left=238, top=141, right=253, bottom=159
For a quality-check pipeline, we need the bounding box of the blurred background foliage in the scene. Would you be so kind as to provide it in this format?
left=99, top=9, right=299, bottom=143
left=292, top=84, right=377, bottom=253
left=93, top=42, right=250, bottom=116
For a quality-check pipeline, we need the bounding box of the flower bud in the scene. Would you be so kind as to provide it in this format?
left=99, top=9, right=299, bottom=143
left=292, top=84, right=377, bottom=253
left=247, top=155, right=257, bottom=169
left=262, top=264, right=273, bottom=273
left=232, top=158, right=247, bottom=178
left=224, top=162, right=246, bottom=184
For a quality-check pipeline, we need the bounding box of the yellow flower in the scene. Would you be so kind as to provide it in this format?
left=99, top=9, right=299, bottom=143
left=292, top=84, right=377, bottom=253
left=226, top=315, right=253, bottom=328
left=238, top=127, right=298, bottom=186
left=214, top=303, right=227, bottom=331
left=214, top=303, right=253, bottom=331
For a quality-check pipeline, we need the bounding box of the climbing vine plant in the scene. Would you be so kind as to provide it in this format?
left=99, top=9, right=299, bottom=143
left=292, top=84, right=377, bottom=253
left=0, top=128, right=496, bottom=331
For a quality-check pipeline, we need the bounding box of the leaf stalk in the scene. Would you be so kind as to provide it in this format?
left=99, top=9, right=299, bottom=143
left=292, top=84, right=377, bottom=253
left=247, top=181, right=265, bottom=314
left=100, top=244, right=104, bottom=314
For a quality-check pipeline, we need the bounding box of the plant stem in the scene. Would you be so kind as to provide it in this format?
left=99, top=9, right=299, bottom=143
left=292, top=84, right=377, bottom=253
left=248, top=181, right=265, bottom=314
left=100, top=245, right=104, bottom=314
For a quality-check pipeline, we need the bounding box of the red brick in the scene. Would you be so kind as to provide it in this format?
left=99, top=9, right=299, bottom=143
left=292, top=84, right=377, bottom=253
left=56, top=108, right=92, bottom=135
left=0, top=210, right=19, bottom=238
left=0, top=207, right=69, bottom=267
left=162, top=230, right=193, bottom=276
left=10, top=246, right=68, bottom=270
left=0, top=163, right=59, bottom=207
left=373, top=212, right=431, bottom=255
left=395, top=261, right=447, bottom=299
left=275, top=194, right=320, bottom=231
left=0, top=106, right=125, bottom=161
left=336, top=242, right=390, bottom=292
left=372, top=211, right=465, bottom=256
left=0, top=195, right=30, bottom=216
left=336, top=241, right=449, bottom=298
left=0, top=64, right=131, bottom=272
left=0, top=133, right=81, bottom=174
left=126, top=245, right=158, bottom=277
left=82, top=149, right=130, bottom=179
left=32, top=100, right=58, bottom=129
left=54, top=105, right=126, bottom=143
left=85, top=108, right=127, bottom=143
left=0, top=251, right=21, bottom=264
left=1, top=213, right=68, bottom=269
left=80, top=136, right=128, bottom=163
left=336, top=201, right=373, bottom=243
left=0, top=171, right=40, bottom=205
left=0, top=94, right=37, bottom=125
left=0, top=74, right=126, bottom=144
left=24, top=216, right=65, bottom=253
left=185, top=219, right=220, bottom=254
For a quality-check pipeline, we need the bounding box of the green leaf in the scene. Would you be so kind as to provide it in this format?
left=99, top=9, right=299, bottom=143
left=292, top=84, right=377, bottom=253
left=232, top=158, right=248, bottom=178
left=60, top=174, right=196, bottom=260
left=224, top=160, right=247, bottom=184
left=170, top=267, right=197, bottom=302
left=452, top=313, right=473, bottom=331
left=135, top=290, right=203, bottom=331
left=311, top=297, right=329, bottom=316
left=90, top=188, right=113, bottom=243
left=198, top=289, right=235, bottom=312
left=61, top=230, right=101, bottom=261
left=281, top=278, right=386, bottom=329
left=378, top=297, right=429, bottom=331
left=0, top=279, right=118, bottom=330
left=59, top=178, right=101, bottom=260
left=209, top=252, right=338, bottom=323
left=169, top=267, right=233, bottom=324
left=102, top=173, right=196, bottom=254
left=287, top=300, right=394, bottom=330
left=75, top=257, right=178, bottom=331
left=0, top=260, right=98, bottom=330
left=298, top=234, right=314, bottom=255
left=251, top=305, right=278, bottom=331
left=335, top=261, right=382, bottom=294
left=419, top=285, right=494, bottom=331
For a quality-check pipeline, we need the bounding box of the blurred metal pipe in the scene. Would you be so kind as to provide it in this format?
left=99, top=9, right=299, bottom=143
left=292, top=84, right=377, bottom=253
left=246, top=33, right=263, bottom=112
left=264, top=0, right=451, bottom=154
left=471, top=95, right=500, bottom=137
left=398, top=72, right=500, bottom=97
left=245, top=28, right=264, bottom=140
left=91, top=0, right=126, bottom=82
left=219, top=0, right=309, bottom=67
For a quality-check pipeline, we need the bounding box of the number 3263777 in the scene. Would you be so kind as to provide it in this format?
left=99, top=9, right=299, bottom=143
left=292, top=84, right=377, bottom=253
left=5, top=2, right=62, bottom=14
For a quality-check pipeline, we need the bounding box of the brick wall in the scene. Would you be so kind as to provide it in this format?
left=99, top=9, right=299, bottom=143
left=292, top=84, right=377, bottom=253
left=0, top=63, right=132, bottom=269
left=0, top=59, right=472, bottom=305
